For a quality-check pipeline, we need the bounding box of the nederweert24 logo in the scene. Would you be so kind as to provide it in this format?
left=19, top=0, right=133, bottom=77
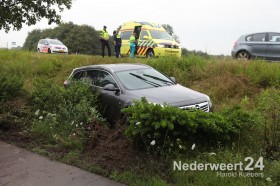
left=173, top=157, right=264, bottom=178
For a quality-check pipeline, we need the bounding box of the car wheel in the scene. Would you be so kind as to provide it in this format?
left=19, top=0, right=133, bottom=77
left=48, top=48, right=51, bottom=53
left=146, top=49, right=154, bottom=58
left=37, top=48, right=40, bottom=53
left=236, top=51, right=250, bottom=60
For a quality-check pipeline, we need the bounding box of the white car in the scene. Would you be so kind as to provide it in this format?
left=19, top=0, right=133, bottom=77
left=37, top=38, right=68, bottom=54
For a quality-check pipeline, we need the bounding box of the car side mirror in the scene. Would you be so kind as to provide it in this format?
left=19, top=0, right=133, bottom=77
left=170, top=77, right=176, bottom=84
left=103, top=83, right=120, bottom=92
left=63, top=80, right=69, bottom=88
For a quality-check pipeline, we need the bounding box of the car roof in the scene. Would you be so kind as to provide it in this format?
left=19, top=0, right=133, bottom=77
left=241, top=32, right=280, bottom=37
left=73, top=63, right=152, bottom=73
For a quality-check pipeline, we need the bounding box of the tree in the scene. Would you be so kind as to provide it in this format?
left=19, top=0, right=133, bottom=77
left=162, top=24, right=174, bottom=36
left=161, top=24, right=180, bottom=43
left=23, top=22, right=103, bottom=55
left=0, top=0, right=72, bottom=32
left=23, top=29, right=42, bottom=51
left=64, top=25, right=101, bottom=55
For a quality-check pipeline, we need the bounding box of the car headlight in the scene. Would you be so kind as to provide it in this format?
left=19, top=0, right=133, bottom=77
left=157, top=44, right=165, bottom=48
left=206, top=95, right=212, bottom=109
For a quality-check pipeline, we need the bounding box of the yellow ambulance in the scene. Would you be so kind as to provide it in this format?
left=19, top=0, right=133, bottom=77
left=119, top=21, right=181, bottom=57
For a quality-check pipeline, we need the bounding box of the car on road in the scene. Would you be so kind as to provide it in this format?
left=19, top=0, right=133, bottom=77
left=231, top=32, right=280, bottom=60
left=37, top=38, right=68, bottom=54
left=64, top=64, right=212, bottom=124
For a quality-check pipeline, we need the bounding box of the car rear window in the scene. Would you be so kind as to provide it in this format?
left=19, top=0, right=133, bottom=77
left=245, top=35, right=253, bottom=41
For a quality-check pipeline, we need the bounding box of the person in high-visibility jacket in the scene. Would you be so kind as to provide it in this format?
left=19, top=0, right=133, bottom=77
left=129, top=32, right=137, bottom=58
left=100, top=26, right=111, bottom=57
left=113, top=30, right=122, bottom=58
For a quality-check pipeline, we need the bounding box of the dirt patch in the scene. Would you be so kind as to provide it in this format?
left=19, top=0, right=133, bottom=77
left=83, top=121, right=141, bottom=172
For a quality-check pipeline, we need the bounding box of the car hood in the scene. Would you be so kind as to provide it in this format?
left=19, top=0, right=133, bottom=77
left=153, top=39, right=180, bottom=47
left=127, top=84, right=208, bottom=107
left=51, top=44, right=67, bottom=49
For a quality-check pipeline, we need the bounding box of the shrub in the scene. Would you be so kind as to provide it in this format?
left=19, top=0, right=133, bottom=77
left=31, top=80, right=104, bottom=150
left=257, top=88, right=280, bottom=159
left=123, top=98, right=255, bottom=155
left=0, top=74, right=24, bottom=101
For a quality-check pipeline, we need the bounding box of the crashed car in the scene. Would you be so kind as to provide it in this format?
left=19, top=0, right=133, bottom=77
left=64, top=64, right=212, bottom=123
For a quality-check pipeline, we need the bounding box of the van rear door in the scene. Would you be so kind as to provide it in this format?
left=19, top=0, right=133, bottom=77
left=120, top=31, right=133, bottom=56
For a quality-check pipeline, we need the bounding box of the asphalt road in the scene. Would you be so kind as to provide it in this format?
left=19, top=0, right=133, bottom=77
left=0, top=141, right=124, bottom=186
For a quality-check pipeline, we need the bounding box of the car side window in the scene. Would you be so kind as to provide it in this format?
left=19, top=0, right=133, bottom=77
left=84, top=70, right=99, bottom=85
left=120, top=31, right=132, bottom=40
left=268, top=33, right=280, bottom=42
left=252, top=33, right=266, bottom=42
left=245, top=35, right=253, bottom=41
left=72, top=71, right=85, bottom=80
left=140, top=30, right=149, bottom=40
left=95, top=71, right=118, bottom=88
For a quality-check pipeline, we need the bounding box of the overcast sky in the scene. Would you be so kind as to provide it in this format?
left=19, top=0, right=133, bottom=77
left=1, top=0, right=280, bottom=55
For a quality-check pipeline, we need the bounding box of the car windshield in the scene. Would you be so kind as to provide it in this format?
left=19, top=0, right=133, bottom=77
left=116, top=68, right=174, bottom=90
left=48, top=40, right=64, bottom=45
left=149, top=30, right=173, bottom=40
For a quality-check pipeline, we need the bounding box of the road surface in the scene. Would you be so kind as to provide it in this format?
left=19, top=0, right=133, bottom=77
left=0, top=141, right=124, bottom=186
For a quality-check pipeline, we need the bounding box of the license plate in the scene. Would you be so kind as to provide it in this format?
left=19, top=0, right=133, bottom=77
left=59, top=50, right=64, bottom=53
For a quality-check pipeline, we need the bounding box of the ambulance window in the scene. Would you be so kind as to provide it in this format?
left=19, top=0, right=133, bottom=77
left=140, top=31, right=148, bottom=40
left=121, top=31, right=132, bottom=40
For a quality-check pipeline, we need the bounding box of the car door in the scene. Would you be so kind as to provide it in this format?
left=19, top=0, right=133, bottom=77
left=249, top=33, right=267, bottom=58
left=94, top=70, right=123, bottom=124
left=266, top=32, right=280, bottom=59
left=138, top=30, right=150, bottom=56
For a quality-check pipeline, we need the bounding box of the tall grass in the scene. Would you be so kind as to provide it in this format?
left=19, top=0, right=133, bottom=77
left=1, top=50, right=280, bottom=109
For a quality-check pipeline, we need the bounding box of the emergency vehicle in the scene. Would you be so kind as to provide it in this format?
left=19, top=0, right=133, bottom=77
left=119, top=21, right=181, bottom=57
left=37, top=38, right=68, bottom=54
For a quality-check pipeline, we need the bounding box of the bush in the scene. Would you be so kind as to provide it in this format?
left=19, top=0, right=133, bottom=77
left=31, top=80, right=104, bottom=150
left=123, top=98, right=255, bottom=155
left=257, top=88, right=280, bottom=159
left=0, top=74, right=24, bottom=101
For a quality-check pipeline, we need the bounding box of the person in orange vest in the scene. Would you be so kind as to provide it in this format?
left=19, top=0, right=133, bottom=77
left=100, top=26, right=111, bottom=57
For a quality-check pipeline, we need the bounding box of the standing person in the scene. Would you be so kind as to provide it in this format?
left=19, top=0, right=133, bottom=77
left=129, top=32, right=137, bottom=58
left=100, top=26, right=111, bottom=57
left=113, top=30, right=122, bottom=58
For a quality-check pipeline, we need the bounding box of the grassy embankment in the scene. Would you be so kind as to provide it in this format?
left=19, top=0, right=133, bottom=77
left=0, top=49, right=279, bottom=185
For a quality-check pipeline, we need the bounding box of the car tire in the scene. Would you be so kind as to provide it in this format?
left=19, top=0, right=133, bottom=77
left=236, top=51, right=250, bottom=60
left=48, top=48, right=51, bottom=53
left=37, top=48, right=40, bottom=53
left=146, top=49, right=154, bottom=58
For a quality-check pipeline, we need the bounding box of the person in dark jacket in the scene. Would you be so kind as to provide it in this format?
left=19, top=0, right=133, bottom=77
left=113, top=30, right=122, bottom=58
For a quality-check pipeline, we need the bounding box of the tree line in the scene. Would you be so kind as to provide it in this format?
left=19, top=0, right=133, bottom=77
left=23, top=22, right=209, bottom=57
left=23, top=22, right=107, bottom=55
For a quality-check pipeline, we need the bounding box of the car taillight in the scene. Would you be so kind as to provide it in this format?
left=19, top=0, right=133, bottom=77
left=233, top=40, right=238, bottom=48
